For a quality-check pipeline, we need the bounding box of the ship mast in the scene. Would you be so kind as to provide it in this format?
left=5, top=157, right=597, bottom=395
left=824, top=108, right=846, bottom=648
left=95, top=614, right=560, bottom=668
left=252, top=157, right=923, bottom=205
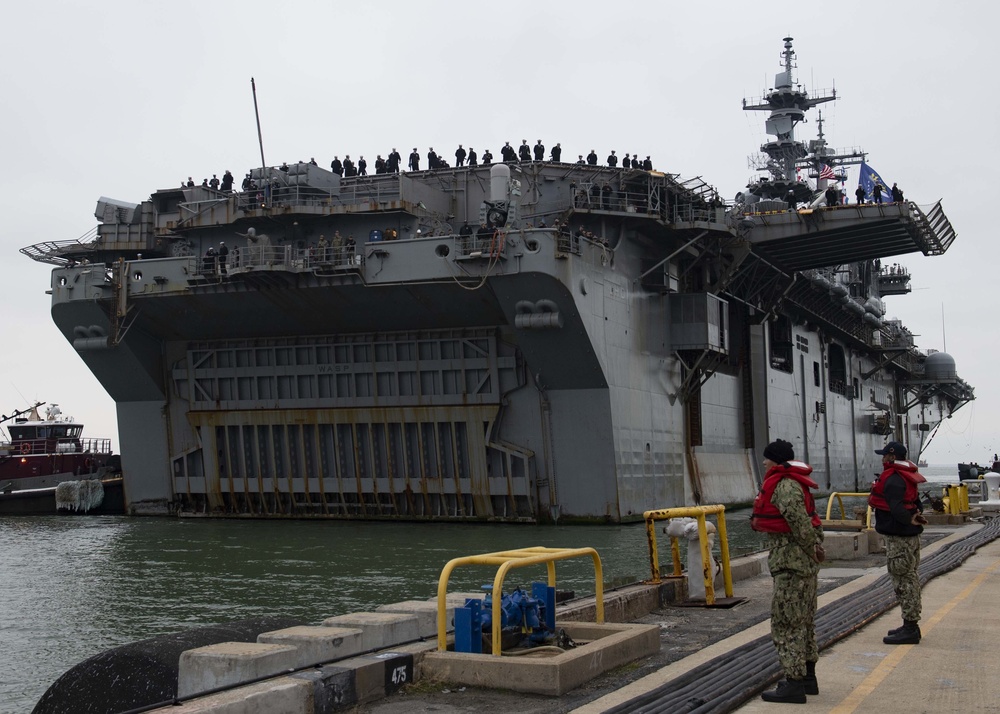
left=743, top=37, right=836, bottom=199
left=805, top=111, right=866, bottom=187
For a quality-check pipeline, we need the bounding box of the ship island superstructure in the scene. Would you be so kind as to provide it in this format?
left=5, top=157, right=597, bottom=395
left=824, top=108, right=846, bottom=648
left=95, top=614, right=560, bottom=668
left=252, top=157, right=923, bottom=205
left=22, top=38, right=972, bottom=522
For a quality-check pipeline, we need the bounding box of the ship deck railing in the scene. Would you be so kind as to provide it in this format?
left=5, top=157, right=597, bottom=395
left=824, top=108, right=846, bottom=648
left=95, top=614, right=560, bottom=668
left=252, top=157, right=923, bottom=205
left=221, top=245, right=364, bottom=276
left=235, top=178, right=404, bottom=213
left=6, top=437, right=112, bottom=457
left=195, top=226, right=619, bottom=281
left=211, top=171, right=727, bottom=234
left=453, top=231, right=510, bottom=260
left=182, top=220, right=639, bottom=286
left=20, top=227, right=101, bottom=266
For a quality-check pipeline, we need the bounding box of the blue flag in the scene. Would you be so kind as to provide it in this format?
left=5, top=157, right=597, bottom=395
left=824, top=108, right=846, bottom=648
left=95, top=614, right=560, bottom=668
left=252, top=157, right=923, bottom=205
left=858, top=162, right=891, bottom=203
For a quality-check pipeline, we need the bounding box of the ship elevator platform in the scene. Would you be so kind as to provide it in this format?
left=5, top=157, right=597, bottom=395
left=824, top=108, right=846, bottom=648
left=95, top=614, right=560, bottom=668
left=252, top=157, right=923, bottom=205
left=740, top=200, right=955, bottom=272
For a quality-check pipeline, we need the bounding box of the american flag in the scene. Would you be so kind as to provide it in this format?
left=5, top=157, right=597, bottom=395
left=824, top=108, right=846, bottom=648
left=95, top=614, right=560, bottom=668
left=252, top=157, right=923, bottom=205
left=819, top=164, right=837, bottom=181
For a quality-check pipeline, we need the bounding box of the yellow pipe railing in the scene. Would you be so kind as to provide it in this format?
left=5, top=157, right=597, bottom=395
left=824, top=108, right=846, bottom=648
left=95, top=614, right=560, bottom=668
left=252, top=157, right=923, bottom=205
left=643, top=505, right=733, bottom=605
left=436, top=546, right=603, bottom=656
left=823, top=492, right=874, bottom=529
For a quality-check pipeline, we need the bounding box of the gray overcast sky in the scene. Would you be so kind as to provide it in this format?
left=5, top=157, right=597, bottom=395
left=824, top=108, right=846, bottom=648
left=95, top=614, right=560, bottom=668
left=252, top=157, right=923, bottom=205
left=1, top=1, right=996, bottom=465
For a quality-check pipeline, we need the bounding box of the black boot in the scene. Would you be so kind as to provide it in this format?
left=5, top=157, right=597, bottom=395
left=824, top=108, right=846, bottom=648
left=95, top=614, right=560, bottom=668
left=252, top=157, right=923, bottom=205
left=761, top=678, right=807, bottom=704
left=803, top=661, right=819, bottom=695
left=886, top=619, right=910, bottom=636
left=883, top=620, right=921, bottom=645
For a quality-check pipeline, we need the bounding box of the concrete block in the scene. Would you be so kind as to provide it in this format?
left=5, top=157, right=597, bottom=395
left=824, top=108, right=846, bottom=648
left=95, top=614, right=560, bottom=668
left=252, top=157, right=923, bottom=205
left=257, top=625, right=364, bottom=668
left=823, top=532, right=862, bottom=561
left=420, top=621, right=660, bottom=696
left=558, top=582, right=684, bottom=624
left=289, top=666, right=355, bottom=713
left=345, top=652, right=415, bottom=704
left=558, top=587, right=633, bottom=624
left=924, top=512, right=973, bottom=524
left=177, top=642, right=299, bottom=699
left=866, top=529, right=883, bottom=553
left=385, top=640, right=438, bottom=657
left=728, top=552, right=769, bottom=582
left=289, top=651, right=415, bottom=712
left=432, top=591, right=487, bottom=606
left=321, top=611, right=420, bottom=651
left=156, top=677, right=312, bottom=713
left=376, top=600, right=449, bottom=638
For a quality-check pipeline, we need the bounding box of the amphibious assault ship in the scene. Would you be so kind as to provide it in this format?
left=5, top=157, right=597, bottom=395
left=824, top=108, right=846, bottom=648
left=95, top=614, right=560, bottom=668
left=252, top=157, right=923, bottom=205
left=22, top=38, right=972, bottom=522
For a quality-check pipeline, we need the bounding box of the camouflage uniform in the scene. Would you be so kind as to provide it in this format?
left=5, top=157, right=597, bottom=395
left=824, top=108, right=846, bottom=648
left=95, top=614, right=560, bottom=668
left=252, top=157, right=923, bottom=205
left=883, top=534, right=921, bottom=621
left=767, top=478, right=824, bottom=679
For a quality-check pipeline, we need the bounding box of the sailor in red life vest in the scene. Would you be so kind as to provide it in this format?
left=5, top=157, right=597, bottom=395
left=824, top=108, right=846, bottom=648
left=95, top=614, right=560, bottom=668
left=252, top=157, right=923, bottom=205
left=870, top=441, right=928, bottom=645
left=751, top=439, right=824, bottom=704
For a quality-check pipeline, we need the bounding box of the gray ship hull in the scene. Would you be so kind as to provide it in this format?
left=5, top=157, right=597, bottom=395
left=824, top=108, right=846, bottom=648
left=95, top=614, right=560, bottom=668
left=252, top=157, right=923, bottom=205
left=29, top=40, right=971, bottom=522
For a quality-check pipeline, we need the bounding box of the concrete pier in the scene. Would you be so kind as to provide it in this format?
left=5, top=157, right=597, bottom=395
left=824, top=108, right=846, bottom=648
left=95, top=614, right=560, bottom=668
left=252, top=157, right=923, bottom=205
left=158, top=578, right=681, bottom=713
left=105, top=521, right=1000, bottom=713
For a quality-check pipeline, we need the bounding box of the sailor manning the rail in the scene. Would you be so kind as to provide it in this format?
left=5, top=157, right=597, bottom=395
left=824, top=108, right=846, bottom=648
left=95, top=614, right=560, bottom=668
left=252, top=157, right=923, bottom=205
left=751, top=439, right=824, bottom=704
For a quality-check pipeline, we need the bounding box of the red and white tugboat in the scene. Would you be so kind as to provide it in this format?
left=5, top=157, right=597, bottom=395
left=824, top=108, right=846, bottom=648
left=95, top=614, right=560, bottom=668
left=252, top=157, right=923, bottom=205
left=0, top=402, right=122, bottom=514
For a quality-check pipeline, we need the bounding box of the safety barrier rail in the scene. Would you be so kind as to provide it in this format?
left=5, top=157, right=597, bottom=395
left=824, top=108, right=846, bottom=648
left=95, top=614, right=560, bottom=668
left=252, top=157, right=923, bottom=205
left=823, top=492, right=873, bottom=529
left=643, top=505, right=733, bottom=605
left=436, top=546, right=603, bottom=656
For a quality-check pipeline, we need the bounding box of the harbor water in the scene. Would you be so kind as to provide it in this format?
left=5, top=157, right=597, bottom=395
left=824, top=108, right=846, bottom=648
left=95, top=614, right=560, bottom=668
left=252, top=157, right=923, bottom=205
left=0, top=464, right=961, bottom=712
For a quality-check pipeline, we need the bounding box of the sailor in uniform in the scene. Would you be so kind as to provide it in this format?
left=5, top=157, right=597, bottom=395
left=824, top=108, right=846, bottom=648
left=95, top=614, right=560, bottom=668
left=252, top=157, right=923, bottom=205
left=751, top=439, right=824, bottom=703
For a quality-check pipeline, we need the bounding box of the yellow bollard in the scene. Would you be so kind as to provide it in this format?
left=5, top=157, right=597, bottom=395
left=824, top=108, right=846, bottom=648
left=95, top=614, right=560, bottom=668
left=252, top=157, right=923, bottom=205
left=944, top=485, right=963, bottom=516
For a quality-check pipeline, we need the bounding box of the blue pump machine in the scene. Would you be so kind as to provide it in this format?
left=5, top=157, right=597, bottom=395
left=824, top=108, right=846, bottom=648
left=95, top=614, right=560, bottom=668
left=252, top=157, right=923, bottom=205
left=454, top=582, right=556, bottom=654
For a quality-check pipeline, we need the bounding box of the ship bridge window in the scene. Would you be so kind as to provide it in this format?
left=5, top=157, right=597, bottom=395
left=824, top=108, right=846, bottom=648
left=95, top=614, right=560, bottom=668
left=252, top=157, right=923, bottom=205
left=768, top=315, right=793, bottom=373
left=828, top=344, right=848, bottom=396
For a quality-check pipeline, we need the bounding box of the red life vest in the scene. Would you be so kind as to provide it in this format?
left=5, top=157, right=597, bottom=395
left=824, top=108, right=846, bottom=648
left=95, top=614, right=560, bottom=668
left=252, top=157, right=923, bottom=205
left=750, top=461, right=822, bottom=533
left=868, top=459, right=926, bottom=511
